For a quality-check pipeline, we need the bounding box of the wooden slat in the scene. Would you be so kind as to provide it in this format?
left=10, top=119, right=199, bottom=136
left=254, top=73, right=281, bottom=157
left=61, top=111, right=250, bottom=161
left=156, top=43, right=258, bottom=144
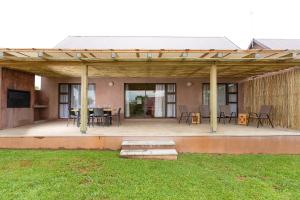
left=0, top=49, right=300, bottom=79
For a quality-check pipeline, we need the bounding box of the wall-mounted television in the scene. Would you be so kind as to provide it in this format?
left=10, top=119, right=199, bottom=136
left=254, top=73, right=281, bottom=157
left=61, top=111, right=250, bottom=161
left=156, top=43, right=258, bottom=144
left=7, top=89, right=31, bottom=108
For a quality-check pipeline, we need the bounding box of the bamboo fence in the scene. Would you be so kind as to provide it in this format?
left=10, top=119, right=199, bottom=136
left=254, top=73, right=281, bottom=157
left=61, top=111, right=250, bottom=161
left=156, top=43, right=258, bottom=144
left=241, top=67, right=300, bottom=130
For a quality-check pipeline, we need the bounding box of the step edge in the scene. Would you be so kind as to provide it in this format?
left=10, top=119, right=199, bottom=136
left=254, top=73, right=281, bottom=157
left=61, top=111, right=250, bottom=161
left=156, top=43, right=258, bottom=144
left=120, top=149, right=178, bottom=156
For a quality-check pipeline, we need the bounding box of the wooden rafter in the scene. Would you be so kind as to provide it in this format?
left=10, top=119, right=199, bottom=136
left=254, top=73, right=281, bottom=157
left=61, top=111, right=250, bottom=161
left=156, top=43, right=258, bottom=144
left=1, top=48, right=300, bottom=79
left=158, top=49, right=164, bottom=58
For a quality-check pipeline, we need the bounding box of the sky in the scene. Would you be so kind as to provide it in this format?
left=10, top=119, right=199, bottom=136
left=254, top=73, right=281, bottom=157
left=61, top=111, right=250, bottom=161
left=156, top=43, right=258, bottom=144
left=0, top=0, right=300, bottom=49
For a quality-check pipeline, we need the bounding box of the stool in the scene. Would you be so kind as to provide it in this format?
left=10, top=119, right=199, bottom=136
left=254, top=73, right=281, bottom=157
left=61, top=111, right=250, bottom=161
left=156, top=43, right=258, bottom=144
left=238, top=113, right=248, bottom=125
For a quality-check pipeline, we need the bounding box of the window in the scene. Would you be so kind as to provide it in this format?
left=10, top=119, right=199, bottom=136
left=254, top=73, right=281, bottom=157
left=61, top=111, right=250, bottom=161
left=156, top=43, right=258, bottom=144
left=58, top=83, right=96, bottom=118
left=202, top=83, right=238, bottom=114
left=166, top=84, right=176, bottom=117
left=35, top=75, right=41, bottom=90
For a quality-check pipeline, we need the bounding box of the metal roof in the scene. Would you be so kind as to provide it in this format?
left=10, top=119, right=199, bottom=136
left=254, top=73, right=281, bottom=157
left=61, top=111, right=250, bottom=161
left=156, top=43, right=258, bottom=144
left=252, top=39, right=300, bottom=49
left=55, top=36, right=240, bottom=50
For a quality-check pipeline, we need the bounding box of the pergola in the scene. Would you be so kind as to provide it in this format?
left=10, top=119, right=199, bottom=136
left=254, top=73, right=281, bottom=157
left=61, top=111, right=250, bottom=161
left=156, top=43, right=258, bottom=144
left=1, top=48, right=300, bottom=133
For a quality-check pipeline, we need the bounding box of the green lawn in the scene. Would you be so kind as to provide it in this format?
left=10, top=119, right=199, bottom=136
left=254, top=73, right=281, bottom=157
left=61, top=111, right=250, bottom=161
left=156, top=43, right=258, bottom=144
left=0, top=150, right=299, bottom=200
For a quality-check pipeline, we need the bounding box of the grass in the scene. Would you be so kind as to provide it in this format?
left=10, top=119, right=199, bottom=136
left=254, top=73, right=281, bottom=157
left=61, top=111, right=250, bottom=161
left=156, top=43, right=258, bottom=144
left=0, top=150, right=299, bottom=200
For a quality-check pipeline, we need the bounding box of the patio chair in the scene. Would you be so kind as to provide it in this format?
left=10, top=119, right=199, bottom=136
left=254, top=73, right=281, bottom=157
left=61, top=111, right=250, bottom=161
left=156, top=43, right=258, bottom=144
left=178, top=105, right=190, bottom=124
left=247, top=105, right=274, bottom=128
left=219, top=105, right=236, bottom=124
left=199, top=105, right=210, bottom=122
left=67, top=108, right=78, bottom=126
left=93, top=108, right=109, bottom=126
left=111, top=107, right=121, bottom=127
left=76, top=109, right=95, bottom=127
left=88, top=109, right=94, bottom=127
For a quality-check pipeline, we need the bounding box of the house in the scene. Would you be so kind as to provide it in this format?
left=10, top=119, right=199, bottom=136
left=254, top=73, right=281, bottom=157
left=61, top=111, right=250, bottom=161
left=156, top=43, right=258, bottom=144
left=249, top=38, right=300, bottom=49
left=0, top=36, right=299, bottom=154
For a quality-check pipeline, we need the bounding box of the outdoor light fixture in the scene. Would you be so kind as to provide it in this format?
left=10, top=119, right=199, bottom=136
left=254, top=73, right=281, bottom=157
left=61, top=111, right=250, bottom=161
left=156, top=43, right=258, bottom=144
left=181, top=52, right=188, bottom=57
left=186, top=81, right=193, bottom=87
left=111, top=52, right=117, bottom=58
left=108, top=81, right=114, bottom=87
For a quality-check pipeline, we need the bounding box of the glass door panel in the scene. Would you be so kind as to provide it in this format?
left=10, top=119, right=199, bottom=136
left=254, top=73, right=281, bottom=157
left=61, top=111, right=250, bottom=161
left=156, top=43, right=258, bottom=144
left=217, top=84, right=226, bottom=114
left=71, top=84, right=81, bottom=109
left=166, top=84, right=176, bottom=117
left=202, top=83, right=238, bottom=115
left=59, top=84, right=69, bottom=118
left=58, top=83, right=96, bottom=118
left=154, top=84, right=165, bottom=117
left=145, top=89, right=156, bottom=118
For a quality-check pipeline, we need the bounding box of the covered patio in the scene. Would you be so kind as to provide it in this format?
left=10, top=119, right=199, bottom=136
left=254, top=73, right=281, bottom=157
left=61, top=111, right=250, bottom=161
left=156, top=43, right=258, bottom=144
left=0, top=119, right=299, bottom=137
left=1, top=48, right=300, bottom=134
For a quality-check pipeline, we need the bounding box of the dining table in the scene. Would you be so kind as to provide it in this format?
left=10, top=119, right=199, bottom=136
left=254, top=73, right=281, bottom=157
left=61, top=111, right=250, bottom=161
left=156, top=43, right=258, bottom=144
left=73, top=107, right=116, bottom=127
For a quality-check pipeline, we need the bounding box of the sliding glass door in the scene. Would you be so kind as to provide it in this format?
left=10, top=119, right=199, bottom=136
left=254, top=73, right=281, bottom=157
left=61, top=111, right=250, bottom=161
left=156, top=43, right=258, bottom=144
left=125, top=83, right=176, bottom=118
left=58, top=83, right=96, bottom=118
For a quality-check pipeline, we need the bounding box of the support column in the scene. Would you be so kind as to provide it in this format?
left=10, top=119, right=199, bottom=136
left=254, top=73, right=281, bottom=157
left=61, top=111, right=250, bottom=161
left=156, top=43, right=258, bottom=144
left=80, top=65, right=88, bottom=133
left=210, top=64, right=217, bottom=133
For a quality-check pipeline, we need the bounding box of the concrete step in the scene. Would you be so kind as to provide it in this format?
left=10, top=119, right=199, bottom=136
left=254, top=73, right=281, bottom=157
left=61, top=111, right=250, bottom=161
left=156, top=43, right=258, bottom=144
left=120, top=149, right=178, bottom=160
left=121, top=140, right=176, bottom=150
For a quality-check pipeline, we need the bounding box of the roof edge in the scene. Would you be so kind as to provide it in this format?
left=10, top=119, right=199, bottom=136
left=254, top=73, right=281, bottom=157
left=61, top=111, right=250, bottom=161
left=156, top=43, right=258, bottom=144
left=248, top=38, right=270, bottom=49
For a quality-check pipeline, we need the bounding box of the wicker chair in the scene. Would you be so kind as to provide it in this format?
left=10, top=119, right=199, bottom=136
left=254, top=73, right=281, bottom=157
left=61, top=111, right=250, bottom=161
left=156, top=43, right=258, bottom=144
left=247, top=105, right=274, bottom=128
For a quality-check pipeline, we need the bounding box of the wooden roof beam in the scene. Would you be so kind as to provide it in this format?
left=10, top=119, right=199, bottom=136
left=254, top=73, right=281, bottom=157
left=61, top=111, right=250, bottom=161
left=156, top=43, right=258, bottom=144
left=38, top=52, right=53, bottom=60
left=264, top=52, right=295, bottom=59
left=76, top=53, right=88, bottom=59
left=200, top=52, right=220, bottom=58
left=0, top=51, right=26, bottom=61
left=279, top=52, right=296, bottom=59
left=64, top=52, right=74, bottom=58
left=89, top=53, right=96, bottom=58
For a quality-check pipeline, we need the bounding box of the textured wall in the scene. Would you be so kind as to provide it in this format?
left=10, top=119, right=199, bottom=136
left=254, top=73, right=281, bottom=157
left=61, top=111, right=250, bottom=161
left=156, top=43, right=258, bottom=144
left=241, top=67, right=300, bottom=130
left=41, top=76, right=240, bottom=120
left=0, top=68, right=35, bottom=129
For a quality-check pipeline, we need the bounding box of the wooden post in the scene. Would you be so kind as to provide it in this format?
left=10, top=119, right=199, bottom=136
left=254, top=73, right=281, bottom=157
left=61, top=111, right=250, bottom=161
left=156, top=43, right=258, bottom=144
left=80, top=65, right=88, bottom=134
left=210, top=64, right=217, bottom=133
left=0, top=67, right=2, bottom=130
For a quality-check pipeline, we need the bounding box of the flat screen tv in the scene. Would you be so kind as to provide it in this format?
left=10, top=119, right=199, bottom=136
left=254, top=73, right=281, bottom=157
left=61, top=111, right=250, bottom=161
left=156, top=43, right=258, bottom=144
left=7, top=89, right=31, bottom=108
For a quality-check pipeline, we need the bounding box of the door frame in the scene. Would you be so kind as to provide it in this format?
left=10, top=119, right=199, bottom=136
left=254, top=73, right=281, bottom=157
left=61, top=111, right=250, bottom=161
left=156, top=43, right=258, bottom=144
left=124, top=83, right=177, bottom=119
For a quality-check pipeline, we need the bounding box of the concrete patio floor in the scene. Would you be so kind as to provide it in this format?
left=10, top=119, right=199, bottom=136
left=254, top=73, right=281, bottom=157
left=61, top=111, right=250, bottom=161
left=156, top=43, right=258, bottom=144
left=0, top=119, right=299, bottom=137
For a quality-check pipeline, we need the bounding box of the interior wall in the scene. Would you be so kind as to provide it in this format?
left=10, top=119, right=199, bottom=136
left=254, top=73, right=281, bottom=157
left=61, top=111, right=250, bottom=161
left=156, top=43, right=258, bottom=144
left=241, top=67, right=300, bottom=130
left=0, top=68, right=35, bottom=129
left=41, top=76, right=240, bottom=120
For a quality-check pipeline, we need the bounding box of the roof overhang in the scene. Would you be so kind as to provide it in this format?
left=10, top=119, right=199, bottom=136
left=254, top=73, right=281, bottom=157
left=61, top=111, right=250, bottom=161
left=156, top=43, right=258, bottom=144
left=0, top=48, right=299, bottom=79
